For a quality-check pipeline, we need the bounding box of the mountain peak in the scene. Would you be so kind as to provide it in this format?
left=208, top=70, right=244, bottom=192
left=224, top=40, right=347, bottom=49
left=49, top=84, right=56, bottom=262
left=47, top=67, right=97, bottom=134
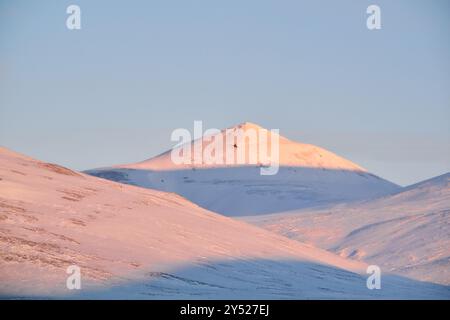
left=116, top=122, right=368, bottom=173
left=233, top=122, right=265, bottom=131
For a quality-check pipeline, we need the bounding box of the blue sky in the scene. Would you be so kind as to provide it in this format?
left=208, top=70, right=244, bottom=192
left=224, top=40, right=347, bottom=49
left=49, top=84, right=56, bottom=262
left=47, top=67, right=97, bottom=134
left=0, top=0, right=449, bottom=185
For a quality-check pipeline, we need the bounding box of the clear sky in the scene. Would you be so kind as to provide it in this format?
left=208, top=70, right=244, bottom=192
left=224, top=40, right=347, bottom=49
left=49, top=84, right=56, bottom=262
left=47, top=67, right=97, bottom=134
left=1, top=0, right=449, bottom=186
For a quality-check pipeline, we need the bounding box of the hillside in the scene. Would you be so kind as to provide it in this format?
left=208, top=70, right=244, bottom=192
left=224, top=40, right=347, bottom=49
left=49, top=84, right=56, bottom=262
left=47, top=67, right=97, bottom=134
left=1, top=147, right=447, bottom=298
left=246, top=173, right=450, bottom=285
left=87, top=123, right=399, bottom=216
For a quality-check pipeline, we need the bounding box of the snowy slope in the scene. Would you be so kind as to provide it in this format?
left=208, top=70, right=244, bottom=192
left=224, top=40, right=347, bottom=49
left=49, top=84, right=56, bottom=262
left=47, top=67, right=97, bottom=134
left=87, top=122, right=399, bottom=216
left=246, top=173, right=450, bottom=286
left=0, top=147, right=448, bottom=299
left=124, top=122, right=366, bottom=171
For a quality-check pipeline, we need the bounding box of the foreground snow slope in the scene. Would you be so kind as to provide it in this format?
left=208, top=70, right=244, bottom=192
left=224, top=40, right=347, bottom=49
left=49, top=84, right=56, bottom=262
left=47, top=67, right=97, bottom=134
left=1, top=147, right=448, bottom=299
left=246, top=173, right=450, bottom=286
left=87, top=122, right=399, bottom=216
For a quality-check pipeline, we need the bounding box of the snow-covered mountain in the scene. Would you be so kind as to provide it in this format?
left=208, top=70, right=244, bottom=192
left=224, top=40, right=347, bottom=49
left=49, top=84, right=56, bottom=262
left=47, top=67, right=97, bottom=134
left=122, top=122, right=366, bottom=171
left=245, top=173, right=450, bottom=286
left=1, top=147, right=448, bottom=299
left=87, top=122, right=400, bottom=216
